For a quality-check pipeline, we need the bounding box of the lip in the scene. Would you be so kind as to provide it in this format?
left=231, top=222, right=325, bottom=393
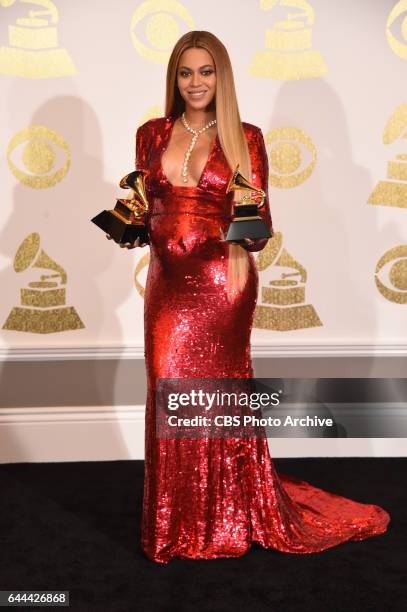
left=188, top=90, right=207, bottom=96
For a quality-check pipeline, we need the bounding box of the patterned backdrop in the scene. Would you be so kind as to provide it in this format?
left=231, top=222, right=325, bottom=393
left=1, top=0, right=406, bottom=352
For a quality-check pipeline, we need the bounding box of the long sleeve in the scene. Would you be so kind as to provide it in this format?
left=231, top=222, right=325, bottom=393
left=133, top=121, right=152, bottom=238
left=242, top=126, right=273, bottom=252
left=135, top=120, right=154, bottom=212
left=135, top=122, right=149, bottom=171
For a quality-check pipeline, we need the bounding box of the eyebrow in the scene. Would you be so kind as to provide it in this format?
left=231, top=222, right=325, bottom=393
left=178, top=64, right=214, bottom=70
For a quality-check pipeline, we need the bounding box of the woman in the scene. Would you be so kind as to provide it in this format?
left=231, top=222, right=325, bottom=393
left=112, top=31, right=390, bottom=564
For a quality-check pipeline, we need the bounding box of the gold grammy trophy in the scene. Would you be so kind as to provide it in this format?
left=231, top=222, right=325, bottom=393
left=254, top=232, right=322, bottom=331
left=91, top=170, right=150, bottom=244
left=3, top=233, right=84, bottom=334
left=225, top=166, right=272, bottom=241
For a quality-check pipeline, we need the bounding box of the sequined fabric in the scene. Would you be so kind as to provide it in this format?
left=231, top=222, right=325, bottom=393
left=137, top=116, right=390, bottom=564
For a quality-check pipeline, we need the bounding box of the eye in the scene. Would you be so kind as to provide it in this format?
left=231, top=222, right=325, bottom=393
left=179, top=71, right=190, bottom=78
left=386, top=1, right=407, bottom=59
left=7, top=125, right=71, bottom=189
left=202, top=69, right=214, bottom=76
left=375, top=245, right=407, bottom=304
left=130, top=1, right=195, bottom=65
left=265, top=127, right=317, bottom=189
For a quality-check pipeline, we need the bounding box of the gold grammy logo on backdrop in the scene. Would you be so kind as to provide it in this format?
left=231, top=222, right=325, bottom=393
left=7, top=125, right=71, bottom=188
left=253, top=232, right=322, bottom=331
left=248, top=0, right=327, bottom=80
left=0, top=0, right=76, bottom=78
left=386, top=0, right=407, bottom=60
left=266, top=127, right=316, bottom=188
left=375, top=245, right=407, bottom=304
left=130, top=0, right=194, bottom=64
left=368, top=103, right=407, bottom=209
left=3, top=233, right=84, bottom=333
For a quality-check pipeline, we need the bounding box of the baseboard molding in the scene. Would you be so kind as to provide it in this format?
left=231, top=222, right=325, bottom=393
left=1, top=342, right=407, bottom=361
left=0, top=406, right=404, bottom=463
left=0, top=405, right=146, bottom=463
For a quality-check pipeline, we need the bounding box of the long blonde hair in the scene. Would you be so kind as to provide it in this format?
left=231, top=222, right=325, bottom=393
left=165, top=31, right=252, bottom=302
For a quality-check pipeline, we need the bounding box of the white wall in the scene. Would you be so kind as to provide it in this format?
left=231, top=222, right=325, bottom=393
left=0, top=1, right=406, bottom=461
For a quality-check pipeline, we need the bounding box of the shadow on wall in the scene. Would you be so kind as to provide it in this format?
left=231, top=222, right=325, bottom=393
left=253, top=77, right=405, bottom=456
left=0, top=94, right=146, bottom=459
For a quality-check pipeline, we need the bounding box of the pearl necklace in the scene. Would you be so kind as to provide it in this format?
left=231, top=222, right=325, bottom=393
left=180, top=111, right=217, bottom=183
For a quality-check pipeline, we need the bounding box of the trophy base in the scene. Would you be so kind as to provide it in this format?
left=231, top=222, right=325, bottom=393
left=368, top=180, right=407, bottom=209
left=91, top=210, right=149, bottom=244
left=0, top=46, right=76, bottom=79
left=248, top=49, right=327, bottom=80
left=254, top=304, right=322, bottom=331
left=226, top=218, right=272, bottom=241
left=2, top=306, right=84, bottom=334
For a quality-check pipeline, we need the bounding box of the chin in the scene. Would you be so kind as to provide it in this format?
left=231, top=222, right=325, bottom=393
left=190, top=102, right=208, bottom=110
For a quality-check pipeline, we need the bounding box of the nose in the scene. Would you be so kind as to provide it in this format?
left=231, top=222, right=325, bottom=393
left=191, top=71, right=201, bottom=87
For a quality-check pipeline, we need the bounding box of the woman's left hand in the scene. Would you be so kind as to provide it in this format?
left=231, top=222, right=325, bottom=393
left=218, top=227, right=266, bottom=251
left=219, top=226, right=253, bottom=247
left=232, top=237, right=269, bottom=252
left=229, top=238, right=255, bottom=247
left=119, top=237, right=149, bottom=249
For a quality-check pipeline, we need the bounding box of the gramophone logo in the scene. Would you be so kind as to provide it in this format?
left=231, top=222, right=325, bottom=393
left=248, top=0, right=327, bottom=80
left=253, top=232, right=322, bottom=331
left=7, top=125, right=71, bottom=189
left=3, top=232, right=84, bottom=333
left=368, top=104, right=407, bottom=209
left=266, top=126, right=316, bottom=188
left=130, top=0, right=194, bottom=64
left=0, top=0, right=76, bottom=78
left=375, top=245, right=407, bottom=304
left=386, top=0, right=407, bottom=60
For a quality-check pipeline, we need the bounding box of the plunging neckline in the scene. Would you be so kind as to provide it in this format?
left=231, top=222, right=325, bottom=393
left=160, top=116, right=218, bottom=189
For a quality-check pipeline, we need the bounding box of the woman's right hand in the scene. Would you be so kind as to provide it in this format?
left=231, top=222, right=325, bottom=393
left=105, top=234, right=148, bottom=249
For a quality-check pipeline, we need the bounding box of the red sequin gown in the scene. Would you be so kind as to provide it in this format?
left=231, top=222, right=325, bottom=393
left=136, top=115, right=390, bottom=564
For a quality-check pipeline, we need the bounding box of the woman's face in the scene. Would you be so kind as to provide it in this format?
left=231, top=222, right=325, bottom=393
left=176, top=47, right=216, bottom=113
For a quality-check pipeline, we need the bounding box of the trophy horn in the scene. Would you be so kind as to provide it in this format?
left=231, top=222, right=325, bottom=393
left=226, top=165, right=266, bottom=207
left=33, top=250, right=67, bottom=284
left=13, top=233, right=67, bottom=284
left=276, top=248, right=307, bottom=282
left=119, top=170, right=149, bottom=211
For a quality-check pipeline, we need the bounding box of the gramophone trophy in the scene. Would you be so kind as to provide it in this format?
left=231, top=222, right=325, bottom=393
left=91, top=170, right=149, bottom=244
left=225, top=165, right=272, bottom=242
